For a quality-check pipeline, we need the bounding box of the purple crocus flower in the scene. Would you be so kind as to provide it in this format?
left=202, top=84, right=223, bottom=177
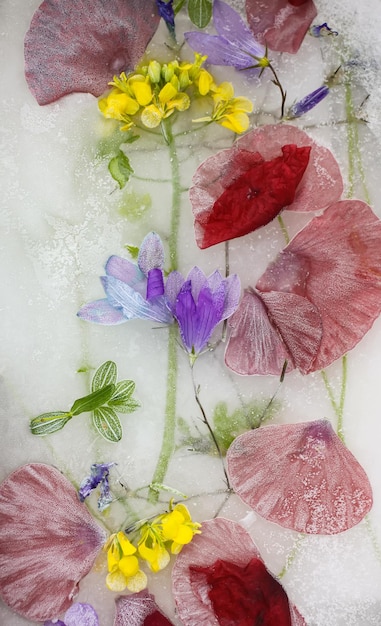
left=77, top=232, right=173, bottom=325
left=44, top=602, right=99, bottom=626
left=79, top=462, right=116, bottom=511
left=184, top=0, right=266, bottom=71
left=156, top=0, right=175, bottom=37
left=166, top=267, right=240, bottom=362
left=288, top=85, right=330, bottom=118
left=310, top=22, right=338, bottom=37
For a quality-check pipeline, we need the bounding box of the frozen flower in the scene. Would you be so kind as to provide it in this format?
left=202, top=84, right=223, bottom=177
left=227, top=420, right=373, bottom=534
left=161, top=503, right=201, bottom=554
left=190, top=123, right=343, bottom=249
left=172, top=517, right=306, bottom=625
left=138, top=521, right=171, bottom=572
left=114, top=590, right=174, bottom=625
left=185, top=0, right=267, bottom=71
left=106, top=531, right=147, bottom=592
left=0, top=464, right=106, bottom=621
left=77, top=232, right=173, bottom=325
left=193, top=81, right=253, bottom=133
left=310, top=22, right=338, bottom=37
left=44, top=603, right=99, bottom=626
left=79, top=462, right=116, bottom=511
left=288, top=84, right=330, bottom=117
left=165, top=267, right=240, bottom=362
left=246, top=0, right=317, bottom=54
left=156, top=0, right=175, bottom=37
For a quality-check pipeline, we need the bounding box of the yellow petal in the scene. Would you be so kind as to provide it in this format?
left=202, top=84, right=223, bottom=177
left=159, top=82, right=178, bottom=104
left=198, top=69, right=214, bottom=96
left=126, top=570, right=148, bottom=593
left=219, top=112, right=250, bottom=134
left=117, top=531, right=137, bottom=556
left=106, top=570, right=127, bottom=592
left=231, top=97, right=254, bottom=113
left=119, top=554, right=139, bottom=577
left=131, top=81, right=153, bottom=106
left=166, top=92, right=190, bottom=112
left=141, top=104, right=163, bottom=128
left=98, top=91, right=139, bottom=119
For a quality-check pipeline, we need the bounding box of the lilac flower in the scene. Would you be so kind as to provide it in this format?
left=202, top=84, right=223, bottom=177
left=77, top=232, right=173, bottom=325
left=156, top=0, right=175, bottom=37
left=44, top=603, right=99, bottom=626
left=310, top=22, right=338, bottom=37
left=165, top=267, right=240, bottom=361
left=184, top=0, right=266, bottom=71
left=288, top=85, right=330, bottom=118
left=79, top=462, right=116, bottom=511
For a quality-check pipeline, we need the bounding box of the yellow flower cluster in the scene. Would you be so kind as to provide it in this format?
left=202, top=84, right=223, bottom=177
left=98, top=54, right=253, bottom=134
left=105, top=503, right=201, bottom=592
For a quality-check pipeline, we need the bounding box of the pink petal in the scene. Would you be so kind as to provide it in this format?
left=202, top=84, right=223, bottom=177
left=0, top=463, right=107, bottom=621
left=190, top=124, right=342, bottom=248
left=245, top=0, right=317, bottom=54
left=113, top=591, right=173, bottom=626
left=227, top=420, right=373, bottom=534
left=24, top=0, right=160, bottom=105
left=258, top=200, right=381, bottom=372
left=172, top=517, right=306, bottom=626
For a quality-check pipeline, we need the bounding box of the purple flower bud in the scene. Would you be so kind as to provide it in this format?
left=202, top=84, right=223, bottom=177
left=310, top=22, right=338, bottom=37
left=288, top=85, right=330, bottom=118
left=156, top=0, right=175, bottom=36
left=78, top=462, right=116, bottom=510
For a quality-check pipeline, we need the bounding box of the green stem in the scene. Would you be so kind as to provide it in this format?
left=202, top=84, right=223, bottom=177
left=321, top=355, right=347, bottom=442
left=149, top=324, right=178, bottom=503
left=161, top=118, right=181, bottom=271
left=277, top=215, right=290, bottom=244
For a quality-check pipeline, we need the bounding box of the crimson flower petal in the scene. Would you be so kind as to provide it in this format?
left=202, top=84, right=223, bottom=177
left=24, top=0, right=160, bottom=105
left=172, top=517, right=306, bottom=625
left=0, top=463, right=107, bottom=621
left=227, top=420, right=373, bottom=534
left=245, top=0, right=317, bottom=54
left=190, top=124, right=342, bottom=249
left=257, top=200, right=381, bottom=372
left=113, top=590, right=173, bottom=626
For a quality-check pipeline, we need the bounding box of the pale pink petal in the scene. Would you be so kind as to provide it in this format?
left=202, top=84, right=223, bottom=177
left=0, top=464, right=107, bottom=621
left=24, top=0, right=160, bottom=105
left=172, top=517, right=306, bottom=626
left=258, top=200, right=381, bottom=372
left=227, top=420, right=373, bottom=534
left=245, top=0, right=317, bottom=54
left=113, top=590, right=173, bottom=626
left=225, top=288, right=292, bottom=376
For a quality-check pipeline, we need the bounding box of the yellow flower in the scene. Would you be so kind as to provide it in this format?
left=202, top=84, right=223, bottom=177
left=138, top=522, right=170, bottom=572
left=105, top=531, right=147, bottom=593
left=193, top=81, right=252, bottom=134
left=98, top=89, right=140, bottom=120
left=161, top=504, right=201, bottom=554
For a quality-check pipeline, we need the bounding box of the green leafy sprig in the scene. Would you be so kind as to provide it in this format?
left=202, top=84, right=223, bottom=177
left=174, top=0, right=213, bottom=28
left=30, top=361, right=139, bottom=442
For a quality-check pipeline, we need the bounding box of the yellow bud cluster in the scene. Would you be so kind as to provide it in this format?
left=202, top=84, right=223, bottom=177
left=98, top=53, right=252, bottom=134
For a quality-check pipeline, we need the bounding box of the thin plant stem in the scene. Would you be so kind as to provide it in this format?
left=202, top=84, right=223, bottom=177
left=321, top=355, right=348, bottom=442
left=268, top=63, right=287, bottom=118
left=277, top=214, right=290, bottom=244
left=191, top=364, right=231, bottom=490
left=161, top=118, right=181, bottom=271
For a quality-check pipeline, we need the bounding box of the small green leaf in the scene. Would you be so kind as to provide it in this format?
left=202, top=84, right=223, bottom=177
left=188, top=0, right=212, bottom=28
left=173, top=0, right=187, bottom=14
left=108, top=380, right=139, bottom=413
left=125, top=245, right=139, bottom=259
left=93, top=406, right=122, bottom=442
left=30, top=412, right=72, bottom=436
left=108, top=150, right=134, bottom=189
left=149, top=482, right=188, bottom=498
left=70, top=384, right=115, bottom=416
left=91, top=360, right=118, bottom=392
left=122, top=131, right=140, bottom=144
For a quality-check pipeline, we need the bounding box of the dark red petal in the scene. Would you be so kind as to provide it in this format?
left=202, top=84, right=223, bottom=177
left=227, top=420, right=373, bottom=534
left=225, top=288, right=292, bottom=376
left=24, top=0, right=160, bottom=105
left=172, top=518, right=305, bottom=626
left=257, top=200, right=381, bottom=372
left=196, top=144, right=310, bottom=248
left=245, top=0, right=317, bottom=54
left=114, top=591, right=174, bottom=626
left=0, top=463, right=106, bottom=621
left=192, top=558, right=292, bottom=626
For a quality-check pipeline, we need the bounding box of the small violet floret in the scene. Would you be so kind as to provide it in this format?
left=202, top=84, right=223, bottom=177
left=77, top=232, right=173, bottom=325
left=44, top=602, right=99, bottom=626
left=156, top=0, right=175, bottom=36
left=79, top=462, right=116, bottom=511
left=185, top=0, right=266, bottom=71
left=288, top=85, right=329, bottom=118
left=165, top=267, right=240, bottom=362
left=310, top=22, right=338, bottom=37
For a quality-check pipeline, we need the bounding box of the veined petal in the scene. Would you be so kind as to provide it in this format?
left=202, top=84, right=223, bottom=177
left=165, top=271, right=186, bottom=309
left=213, top=0, right=265, bottom=59
left=113, top=591, right=174, bottom=626
left=77, top=298, right=127, bottom=325
left=64, top=603, right=99, bottom=626
left=175, top=282, right=198, bottom=353
left=102, top=276, right=172, bottom=324
left=138, top=231, right=166, bottom=274
left=192, top=284, right=225, bottom=353
left=184, top=33, right=258, bottom=70
left=146, top=268, right=165, bottom=300
left=105, top=255, right=145, bottom=288
left=141, top=104, right=163, bottom=128
left=217, top=111, right=250, bottom=134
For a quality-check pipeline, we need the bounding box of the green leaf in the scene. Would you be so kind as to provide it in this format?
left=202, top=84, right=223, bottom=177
left=108, top=380, right=140, bottom=412
left=188, top=0, right=212, bottom=28
left=108, top=150, right=134, bottom=189
left=91, top=360, right=118, bottom=392
left=122, top=131, right=140, bottom=144
left=173, top=0, right=187, bottom=14
left=125, top=245, right=139, bottom=259
left=70, top=384, right=115, bottom=416
left=30, top=412, right=72, bottom=436
left=149, top=482, right=187, bottom=498
left=93, top=406, right=122, bottom=442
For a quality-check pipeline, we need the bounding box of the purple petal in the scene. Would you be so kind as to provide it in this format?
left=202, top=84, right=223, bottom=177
left=184, top=33, right=257, bottom=70
left=24, top=0, right=160, bottom=105
left=221, top=274, right=241, bottom=319
left=186, top=267, right=208, bottom=302
left=213, top=0, right=265, bottom=59
left=192, top=284, right=225, bottom=352
left=175, top=282, right=198, bottom=352
left=138, top=232, right=165, bottom=275
left=102, top=276, right=172, bottom=323
left=105, top=256, right=145, bottom=289
left=78, top=463, right=115, bottom=502
left=44, top=621, right=66, bottom=626
left=64, top=602, right=99, bottom=626
left=0, top=464, right=106, bottom=621
left=289, top=85, right=330, bottom=118
left=165, top=271, right=186, bottom=309
left=146, top=268, right=165, bottom=300
left=77, top=299, right=127, bottom=325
